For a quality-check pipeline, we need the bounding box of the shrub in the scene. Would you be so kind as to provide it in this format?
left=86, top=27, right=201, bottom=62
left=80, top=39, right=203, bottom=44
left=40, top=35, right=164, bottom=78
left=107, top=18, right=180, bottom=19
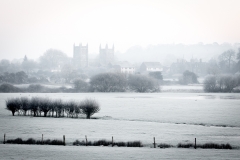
left=90, top=72, right=127, bottom=92
left=177, top=143, right=194, bottom=148
left=80, top=99, right=100, bottom=119
left=197, top=143, right=232, bottom=149
left=203, top=75, right=217, bottom=92
left=179, top=70, right=198, bottom=84
left=204, top=74, right=239, bottom=92
left=25, top=138, right=36, bottom=144
left=158, top=143, right=173, bottom=148
left=72, top=139, right=142, bottom=147
left=127, top=141, right=143, bottom=147
left=6, top=138, right=64, bottom=145
left=93, top=139, right=112, bottom=146
left=128, top=74, right=160, bottom=92
left=6, top=138, right=23, bottom=144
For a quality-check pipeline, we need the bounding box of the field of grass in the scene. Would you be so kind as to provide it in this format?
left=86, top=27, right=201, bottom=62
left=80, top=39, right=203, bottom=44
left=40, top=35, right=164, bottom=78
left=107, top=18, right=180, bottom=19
left=0, top=92, right=240, bottom=159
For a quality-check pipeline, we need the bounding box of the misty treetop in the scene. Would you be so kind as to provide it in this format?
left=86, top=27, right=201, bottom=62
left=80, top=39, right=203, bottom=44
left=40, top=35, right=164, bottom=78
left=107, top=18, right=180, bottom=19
left=39, top=49, right=71, bottom=70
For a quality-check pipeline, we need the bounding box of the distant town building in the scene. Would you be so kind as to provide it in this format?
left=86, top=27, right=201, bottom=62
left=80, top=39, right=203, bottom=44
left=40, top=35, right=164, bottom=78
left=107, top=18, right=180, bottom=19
left=113, top=61, right=135, bottom=74
left=140, top=62, right=163, bottom=73
left=99, top=44, right=114, bottom=66
left=73, top=43, right=88, bottom=68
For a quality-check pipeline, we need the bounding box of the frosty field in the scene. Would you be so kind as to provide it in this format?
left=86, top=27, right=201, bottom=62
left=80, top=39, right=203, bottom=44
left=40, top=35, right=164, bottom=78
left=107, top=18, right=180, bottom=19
left=0, top=92, right=240, bottom=159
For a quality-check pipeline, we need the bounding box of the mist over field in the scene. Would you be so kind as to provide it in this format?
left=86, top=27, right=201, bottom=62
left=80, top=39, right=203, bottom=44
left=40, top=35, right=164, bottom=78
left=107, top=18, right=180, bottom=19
left=1, top=0, right=240, bottom=159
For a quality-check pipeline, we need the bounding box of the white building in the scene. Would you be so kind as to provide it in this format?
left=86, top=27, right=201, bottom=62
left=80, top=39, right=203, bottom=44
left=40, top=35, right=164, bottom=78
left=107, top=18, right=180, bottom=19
left=113, top=61, right=135, bottom=74
left=140, top=62, right=163, bottom=72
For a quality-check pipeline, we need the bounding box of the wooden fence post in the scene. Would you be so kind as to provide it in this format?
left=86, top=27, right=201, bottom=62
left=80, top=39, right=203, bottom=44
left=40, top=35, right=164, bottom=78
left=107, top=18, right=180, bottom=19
left=85, top=135, right=88, bottom=146
left=63, top=135, right=65, bottom=146
left=3, top=134, right=6, bottom=144
left=112, top=136, right=114, bottom=147
left=42, top=134, right=43, bottom=144
left=194, top=138, right=196, bottom=149
left=153, top=137, right=156, bottom=148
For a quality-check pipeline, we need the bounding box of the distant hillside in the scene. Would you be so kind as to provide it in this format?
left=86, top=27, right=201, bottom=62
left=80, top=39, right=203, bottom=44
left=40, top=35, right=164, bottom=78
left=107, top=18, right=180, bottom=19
left=116, top=43, right=240, bottom=66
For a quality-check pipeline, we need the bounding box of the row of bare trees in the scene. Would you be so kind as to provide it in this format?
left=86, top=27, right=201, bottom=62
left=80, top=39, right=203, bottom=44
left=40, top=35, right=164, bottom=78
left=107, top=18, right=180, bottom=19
left=5, top=97, right=100, bottom=119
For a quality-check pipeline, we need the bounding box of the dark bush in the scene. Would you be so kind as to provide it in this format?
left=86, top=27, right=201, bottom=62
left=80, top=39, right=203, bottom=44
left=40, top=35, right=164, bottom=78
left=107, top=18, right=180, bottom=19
left=6, top=138, right=23, bottom=144
left=93, top=139, right=112, bottom=146
left=6, top=138, right=64, bottom=145
left=127, top=141, right=143, bottom=147
left=197, top=143, right=232, bottom=149
left=72, top=140, right=92, bottom=146
left=158, top=143, right=173, bottom=148
left=50, top=139, right=64, bottom=145
left=25, top=138, right=36, bottom=144
left=177, top=143, right=194, bottom=148
left=115, top=141, right=127, bottom=147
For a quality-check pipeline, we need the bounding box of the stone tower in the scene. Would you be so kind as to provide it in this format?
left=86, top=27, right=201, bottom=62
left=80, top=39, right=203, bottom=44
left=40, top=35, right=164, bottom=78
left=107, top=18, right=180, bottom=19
left=99, top=44, right=114, bottom=66
left=73, top=43, right=88, bottom=68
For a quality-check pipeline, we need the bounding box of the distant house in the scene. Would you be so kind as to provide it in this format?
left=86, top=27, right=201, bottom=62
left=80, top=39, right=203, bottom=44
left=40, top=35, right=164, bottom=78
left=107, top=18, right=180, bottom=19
left=139, top=62, right=163, bottom=73
left=113, top=61, right=135, bottom=74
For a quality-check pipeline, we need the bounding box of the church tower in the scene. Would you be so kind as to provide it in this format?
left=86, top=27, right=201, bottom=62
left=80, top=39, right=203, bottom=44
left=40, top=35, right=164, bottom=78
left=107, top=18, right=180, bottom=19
left=73, top=43, right=88, bottom=68
left=99, top=44, right=114, bottom=66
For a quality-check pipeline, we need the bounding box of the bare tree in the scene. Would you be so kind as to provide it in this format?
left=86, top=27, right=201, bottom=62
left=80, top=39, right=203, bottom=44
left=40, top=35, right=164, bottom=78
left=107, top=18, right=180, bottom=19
left=6, top=98, right=21, bottom=116
left=79, top=99, right=100, bottom=119
left=20, top=97, right=30, bottom=116
left=38, top=98, right=51, bottom=117
left=218, top=49, right=235, bottom=72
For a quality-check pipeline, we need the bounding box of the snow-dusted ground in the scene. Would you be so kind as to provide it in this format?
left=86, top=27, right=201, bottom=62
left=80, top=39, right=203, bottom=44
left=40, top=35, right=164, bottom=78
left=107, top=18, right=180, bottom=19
left=0, top=92, right=240, bottom=159
left=161, top=85, right=203, bottom=92
left=1, top=144, right=239, bottom=160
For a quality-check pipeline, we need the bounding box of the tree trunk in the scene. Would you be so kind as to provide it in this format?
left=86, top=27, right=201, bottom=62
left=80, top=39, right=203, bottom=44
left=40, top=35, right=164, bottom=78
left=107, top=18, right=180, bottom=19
left=87, top=114, right=90, bottom=119
left=12, top=111, right=15, bottom=116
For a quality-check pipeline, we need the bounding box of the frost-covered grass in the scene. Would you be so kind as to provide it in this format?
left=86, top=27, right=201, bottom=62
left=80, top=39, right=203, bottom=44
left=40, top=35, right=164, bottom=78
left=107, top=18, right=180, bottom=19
left=0, top=144, right=240, bottom=160
left=0, top=93, right=240, bottom=152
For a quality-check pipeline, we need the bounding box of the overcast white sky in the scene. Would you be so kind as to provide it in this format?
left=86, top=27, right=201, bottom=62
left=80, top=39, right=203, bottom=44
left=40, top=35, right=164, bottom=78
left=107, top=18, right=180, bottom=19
left=0, top=0, right=240, bottom=60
